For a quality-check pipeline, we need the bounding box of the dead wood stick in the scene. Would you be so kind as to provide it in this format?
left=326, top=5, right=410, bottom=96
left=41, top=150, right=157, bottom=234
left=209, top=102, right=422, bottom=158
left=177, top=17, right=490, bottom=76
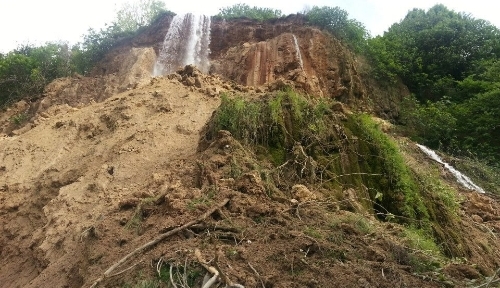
left=89, top=198, right=230, bottom=288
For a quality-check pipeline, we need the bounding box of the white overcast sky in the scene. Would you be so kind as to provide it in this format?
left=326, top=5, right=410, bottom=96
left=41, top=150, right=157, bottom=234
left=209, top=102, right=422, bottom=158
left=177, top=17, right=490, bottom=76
left=0, top=0, right=499, bottom=53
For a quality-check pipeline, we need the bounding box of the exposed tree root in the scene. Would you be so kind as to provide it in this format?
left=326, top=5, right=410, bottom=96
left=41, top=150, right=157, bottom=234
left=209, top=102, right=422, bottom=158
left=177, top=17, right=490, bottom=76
left=89, top=198, right=230, bottom=288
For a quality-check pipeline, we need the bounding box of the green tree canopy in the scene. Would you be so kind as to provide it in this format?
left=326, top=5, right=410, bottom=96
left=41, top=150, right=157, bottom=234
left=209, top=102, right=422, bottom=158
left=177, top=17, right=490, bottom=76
left=0, top=0, right=171, bottom=107
left=305, top=6, right=368, bottom=52
left=217, top=3, right=282, bottom=21
left=371, top=4, right=500, bottom=102
left=376, top=5, right=500, bottom=164
left=115, top=0, right=168, bottom=32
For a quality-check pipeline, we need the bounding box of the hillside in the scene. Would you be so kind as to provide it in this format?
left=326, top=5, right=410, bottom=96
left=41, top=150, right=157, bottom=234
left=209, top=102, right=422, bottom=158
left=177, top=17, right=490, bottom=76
left=1, top=13, right=499, bottom=288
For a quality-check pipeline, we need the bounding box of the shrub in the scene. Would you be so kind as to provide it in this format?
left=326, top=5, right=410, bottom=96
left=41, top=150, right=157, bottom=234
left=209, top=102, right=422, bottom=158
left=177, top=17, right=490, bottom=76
left=217, top=3, right=282, bottom=21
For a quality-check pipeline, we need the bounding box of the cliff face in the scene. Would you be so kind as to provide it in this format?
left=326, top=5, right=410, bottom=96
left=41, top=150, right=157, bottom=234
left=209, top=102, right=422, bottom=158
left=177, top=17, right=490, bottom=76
left=91, top=14, right=367, bottom=105
left=210, top=15, right=365, bottom=104
left=1, top=13, right=500, bottom=288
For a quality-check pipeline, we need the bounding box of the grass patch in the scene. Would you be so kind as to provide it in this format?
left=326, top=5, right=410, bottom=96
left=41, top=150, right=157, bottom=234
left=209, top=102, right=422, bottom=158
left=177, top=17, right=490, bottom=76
left=207, top=90, right=330, bottom=161
left=187, top=186, right=217, bottom=211
left=304, top=226, right=323, bottom=239
left=348, top=114, right=428, bottom=222
left=329, top=213, right=374, bottom=235
left=10, top=113, right=28, bottom=126
left=402, top=227, right=444, bottom=272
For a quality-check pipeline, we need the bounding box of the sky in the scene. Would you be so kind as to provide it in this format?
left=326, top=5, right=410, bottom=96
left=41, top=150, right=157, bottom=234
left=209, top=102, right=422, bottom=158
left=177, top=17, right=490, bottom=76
left=1, top=0, right=499, bottom=53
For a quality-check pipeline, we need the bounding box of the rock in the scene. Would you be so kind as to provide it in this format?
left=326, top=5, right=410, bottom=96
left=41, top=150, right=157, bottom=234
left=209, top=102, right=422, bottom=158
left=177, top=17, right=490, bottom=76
left=235, top=172, right=265, bottom=194
left=331, top=102, right=346, bottom=113
left=291, top=184, right=316, bottom=202
left=471, top=214, right=483, bottom=223
left=343, top=188, right=365, bottom=213
left=175, top=125, right=192, bottom=135
left=184, top=77, right=196, bottom=87
left=194, top=76, right=202, bottom=88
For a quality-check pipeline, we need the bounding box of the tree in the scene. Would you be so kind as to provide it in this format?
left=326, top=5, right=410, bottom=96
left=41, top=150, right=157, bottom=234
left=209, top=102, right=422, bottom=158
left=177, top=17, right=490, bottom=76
left=366, top=4, right=500, bottom=164
left=217, top=3, right=282, bottom=21
left=371, top=4, right=500, bottom=102
left=115, top=0, right=167, bottom=32
left=305, top=6, right=368, bottom=52
left=0, top=42, right=73, bottom=106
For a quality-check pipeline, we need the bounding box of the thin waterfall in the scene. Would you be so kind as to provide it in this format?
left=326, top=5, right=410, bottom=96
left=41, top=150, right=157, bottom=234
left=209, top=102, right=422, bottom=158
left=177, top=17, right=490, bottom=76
left=417, top=144, right=486, bottom=193
left=153, top=14, right=211, bottom=76
left=292, top=34, right=304, bottom=70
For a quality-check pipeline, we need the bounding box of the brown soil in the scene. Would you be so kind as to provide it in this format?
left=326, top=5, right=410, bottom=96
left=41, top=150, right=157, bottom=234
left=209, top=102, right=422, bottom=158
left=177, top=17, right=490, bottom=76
left=1, top=15, right=499, bottom=288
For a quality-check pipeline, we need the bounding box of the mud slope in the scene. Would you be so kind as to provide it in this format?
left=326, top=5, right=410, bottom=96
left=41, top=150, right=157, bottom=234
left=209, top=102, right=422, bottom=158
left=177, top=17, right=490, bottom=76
left=0, top=69, right=223, bottom=287
left=0, top=14, right=499, bottom=288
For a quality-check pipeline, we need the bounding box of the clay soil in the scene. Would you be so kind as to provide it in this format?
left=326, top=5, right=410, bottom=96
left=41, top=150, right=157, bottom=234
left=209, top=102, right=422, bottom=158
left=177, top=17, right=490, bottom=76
left=1, top=68, right=500, bottom=288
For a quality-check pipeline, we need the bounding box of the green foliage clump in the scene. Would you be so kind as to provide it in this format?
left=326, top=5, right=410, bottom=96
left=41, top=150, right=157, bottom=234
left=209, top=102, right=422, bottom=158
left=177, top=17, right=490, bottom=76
left=305, top=6, right=368, bottom=52
left=209, top=90, right=328, bottom=154
left=400, top=95, right=457, bottom=149
left=0, top=1, right=172, bottom=107
left=115, top=0, right=168, bottom=32
left=367, top=4, right=500, bottom=101
left=365, top=4, right=500, bottom=166
left=349, top=114, right=428, bottom=221
left=217, top=3, right=282, bottom=21
left=72, top=1, right=173, bottom=74
left=0, top=42, right=73, bottom=106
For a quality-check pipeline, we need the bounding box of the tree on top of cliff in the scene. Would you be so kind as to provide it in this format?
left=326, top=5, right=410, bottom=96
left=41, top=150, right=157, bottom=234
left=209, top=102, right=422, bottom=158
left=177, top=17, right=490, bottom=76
left=217, top=3, right=282, bottom=21
left=115, top=0, right=170, bottom=33
left=305, top=6, right=369, bottom=52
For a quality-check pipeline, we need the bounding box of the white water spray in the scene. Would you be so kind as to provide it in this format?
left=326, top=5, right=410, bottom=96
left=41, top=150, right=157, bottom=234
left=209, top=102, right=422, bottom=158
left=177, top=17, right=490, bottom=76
left=154, top=14, right=211, bottom=76
left=416, top=144, right=485, bottom=193
left=292, top=34, right=304, bottom=70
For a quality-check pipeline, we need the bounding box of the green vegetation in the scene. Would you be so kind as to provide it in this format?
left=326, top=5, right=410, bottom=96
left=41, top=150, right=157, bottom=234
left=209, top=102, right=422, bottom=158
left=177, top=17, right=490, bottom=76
left=305, top=6, right=369, bottom=52
left=366, top=4, right=500, bottom=166
left=217, top=3, right=282, bottom=21
left=115, top=0, right=168, bottom=33
left=208, top=90, right=329, bottom=160
left=71, top=0, right=172, bottom=75
left=348, top=114, right=428, bottom=221
left=0, top=42, right=73, bottom=106
left=207, top=91, right=468, bottom=260
left=10, top=113, right=28, bottom=126
left=0, top=0, right=171, bottom=107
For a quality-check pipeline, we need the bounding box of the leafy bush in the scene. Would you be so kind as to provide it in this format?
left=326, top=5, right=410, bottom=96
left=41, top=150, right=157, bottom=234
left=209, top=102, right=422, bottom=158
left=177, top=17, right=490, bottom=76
left=0, top=42, right=73, bottom=106
left=305, top=6, right=368, bottom=52
left=217, top=3, right=282, bottom=21
left=350, top=114, right=428, bottom=221
left=72, top=1, right=172, bottom=75
left=0, top=0, right=171, bottom=107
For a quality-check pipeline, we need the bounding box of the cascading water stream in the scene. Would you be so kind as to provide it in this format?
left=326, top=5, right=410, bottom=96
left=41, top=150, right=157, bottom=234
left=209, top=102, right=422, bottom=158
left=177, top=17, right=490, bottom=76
left=416, top=144, right=486, bottom=193
left=292, top=34, right=304, bottom=70
left=153, top=14, right=211, bottom=76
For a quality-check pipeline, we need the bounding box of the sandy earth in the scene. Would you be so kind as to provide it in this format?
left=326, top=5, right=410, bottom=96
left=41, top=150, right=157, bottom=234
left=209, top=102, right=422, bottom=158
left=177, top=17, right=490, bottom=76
left=1, top=66, right=499, bottom=287
left=0, top=16, right=499, bottom=287
left=0, top=67, right=225, bottom=287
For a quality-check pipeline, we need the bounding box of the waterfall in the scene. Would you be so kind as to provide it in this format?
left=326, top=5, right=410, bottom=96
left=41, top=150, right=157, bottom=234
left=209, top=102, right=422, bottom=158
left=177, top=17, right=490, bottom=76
left=153, top=14, right=211, bottom=76
left=292, top=34, right=304, bottom=70
left=416, top=144, right=486, bottom=193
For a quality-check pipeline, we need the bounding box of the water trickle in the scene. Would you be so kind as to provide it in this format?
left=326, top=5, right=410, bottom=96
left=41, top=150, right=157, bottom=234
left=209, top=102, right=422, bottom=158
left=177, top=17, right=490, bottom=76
left=292, top=34, right=304, bottom=70
left=417, top=144, right=486, bottom=193
left=153, top=14, right=211, bottom=76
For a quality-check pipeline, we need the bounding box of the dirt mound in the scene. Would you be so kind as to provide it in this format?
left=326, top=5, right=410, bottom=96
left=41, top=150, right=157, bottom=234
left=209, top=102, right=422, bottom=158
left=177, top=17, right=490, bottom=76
left=1, top=15, right=499, bottom=288
left=1, top=66, right=500, bottom=287
left=0, top=68, right=223, bottom=287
